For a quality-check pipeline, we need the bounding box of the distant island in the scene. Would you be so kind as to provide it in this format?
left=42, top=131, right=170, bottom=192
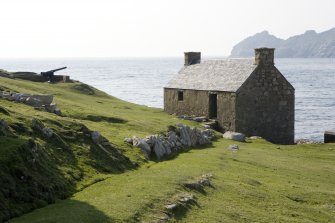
left=230, top=28, right=335, bottom=58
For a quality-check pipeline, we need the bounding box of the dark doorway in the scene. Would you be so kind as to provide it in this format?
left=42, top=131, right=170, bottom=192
left=209, top=93, right=217, bottom=119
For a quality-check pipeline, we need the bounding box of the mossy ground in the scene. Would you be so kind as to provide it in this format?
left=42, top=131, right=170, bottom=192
left=1, top=77, right=335, bottom=222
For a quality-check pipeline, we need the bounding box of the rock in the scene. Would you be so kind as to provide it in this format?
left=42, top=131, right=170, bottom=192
left=193, top=116, right=208, bottom=122
left=228, top=144, right=239, bottom=150
left=178, top=193, right=195, bottom=203
left=10, top=93, right=31, bottom=102
left=199, top=177, right=211, bottom=187
left=0, top=119, right=14, bottom=136
left=91, top=131, right=102, bottom=144
left=46, top=103, right=57, bottom=113
left=124, top=138, right=133, bottom=144
left=132, top=136, right=151, bottom=159
left=223, top=131, right=246, bottom=142
left=25, top=97, right=43, bottom=107
left=31, top=118, right=45, bottom=131
left=25, top=95, right=53, bottom=107
left=0, top=91, right=11, bottom=99
left=42, top=127, right=53, bottom=138
left=165, top=203, right=179, bottom=211
left=184, top=182, right=202, bottom=190
left=31, top=95, right=53, bottom=105
left=152, top=135, right=170, bottom=160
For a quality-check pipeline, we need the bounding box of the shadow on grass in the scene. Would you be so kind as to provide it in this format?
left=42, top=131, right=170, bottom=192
left=0, top=118, right=135, bottom=222
left=9, top=199, right=115, bottom=223
left=156, top=142, right=217, bottom=163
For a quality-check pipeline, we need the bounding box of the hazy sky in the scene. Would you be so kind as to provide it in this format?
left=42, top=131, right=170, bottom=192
left=1, top=0, right=334, bottom=58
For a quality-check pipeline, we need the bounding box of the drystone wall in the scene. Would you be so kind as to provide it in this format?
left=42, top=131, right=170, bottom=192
left=0, top=91, right=61, bottom=115
left=126, top=124, right=213, bottom=160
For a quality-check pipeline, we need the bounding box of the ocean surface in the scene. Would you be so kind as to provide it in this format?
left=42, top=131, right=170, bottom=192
left=0, top=58, right=334, bottom=141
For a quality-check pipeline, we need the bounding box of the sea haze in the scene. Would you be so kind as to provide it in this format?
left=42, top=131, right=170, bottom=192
left=0, top=58, right=334, bottom=141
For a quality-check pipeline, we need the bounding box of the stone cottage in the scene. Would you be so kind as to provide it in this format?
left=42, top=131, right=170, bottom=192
left=164, top=48, right=295, bottom=144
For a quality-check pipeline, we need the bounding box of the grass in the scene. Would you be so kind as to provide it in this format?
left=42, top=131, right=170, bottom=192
left=9, top=139, right=335, bottom=223
left=0, top=77, right=196, bottom=221
left=1, top=77, right=335, bottom=222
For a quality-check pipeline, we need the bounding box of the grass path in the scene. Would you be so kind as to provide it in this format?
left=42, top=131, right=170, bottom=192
left=10, top=139, right=335, bottom=223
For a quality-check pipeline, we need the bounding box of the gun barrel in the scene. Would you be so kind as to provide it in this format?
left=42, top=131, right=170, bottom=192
left=49, top=67, right=67, bottom=73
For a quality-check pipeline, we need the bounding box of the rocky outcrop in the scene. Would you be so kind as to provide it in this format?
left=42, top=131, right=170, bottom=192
left=223, top=131, right=246, bottom=142
left=31, top=118, right=53, bottom=139
left=126, top=124, right=213, bottom=160
left=0, top=91, right=61, bottom=115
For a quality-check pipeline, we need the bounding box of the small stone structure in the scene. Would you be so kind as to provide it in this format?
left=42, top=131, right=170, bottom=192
left=164, top=48, right=295, bottom=144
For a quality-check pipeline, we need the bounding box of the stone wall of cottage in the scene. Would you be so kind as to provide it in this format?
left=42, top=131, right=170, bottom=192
left=217, top=92, right=236, bottom=132
left=235, top=65, right=295, bottom=144
left=164, top=88, right=210, bottom=116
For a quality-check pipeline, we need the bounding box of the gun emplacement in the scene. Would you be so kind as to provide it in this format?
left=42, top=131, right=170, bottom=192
left=41, top=67, right=67, bottom=81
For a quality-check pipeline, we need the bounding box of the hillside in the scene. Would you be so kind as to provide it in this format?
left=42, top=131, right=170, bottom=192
left=230, top=28, right=335, bottom=58
left=0, top=76, right=335, bottom=223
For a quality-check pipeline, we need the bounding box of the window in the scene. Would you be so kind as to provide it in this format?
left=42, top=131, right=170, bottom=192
left=178, top=91, right=184, bottom=101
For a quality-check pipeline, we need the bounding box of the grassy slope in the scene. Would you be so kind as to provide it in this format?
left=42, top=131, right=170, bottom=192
left=0, top=77, right=196, bottom=221
left=1, top=77, right=335, bottom=222
left=10, top=139, right=335, bottom=223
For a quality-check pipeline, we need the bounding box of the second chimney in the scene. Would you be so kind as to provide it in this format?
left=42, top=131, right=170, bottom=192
left=254, top=48, right=275, bottom=65
left=184, top=52, right=201, bottom=66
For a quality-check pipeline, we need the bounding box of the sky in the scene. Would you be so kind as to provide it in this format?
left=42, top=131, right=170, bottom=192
left=0, top=0, right=334, bottom=58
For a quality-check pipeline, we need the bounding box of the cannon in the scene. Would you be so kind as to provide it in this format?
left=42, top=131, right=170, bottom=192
left=41, top=67, right=67, bottom=81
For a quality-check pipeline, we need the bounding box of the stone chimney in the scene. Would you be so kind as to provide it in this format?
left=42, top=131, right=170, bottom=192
left=184, top=52, right=201, bottom=66
left=254, top=48, right=275, bottom=65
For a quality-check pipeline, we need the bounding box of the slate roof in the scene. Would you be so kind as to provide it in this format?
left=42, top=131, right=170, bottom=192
left=165, top=59, right=257, bottom=92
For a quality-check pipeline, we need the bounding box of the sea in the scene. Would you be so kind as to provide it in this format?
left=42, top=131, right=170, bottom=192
left=0, top=58, right=334, bottom=141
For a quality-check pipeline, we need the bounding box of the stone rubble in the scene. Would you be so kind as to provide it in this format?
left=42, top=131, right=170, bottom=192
left=183, top=173, right=213, bottom=190
left=0, top=91, right=61, bottom=115
left=126, top=124, right=213, bottom=160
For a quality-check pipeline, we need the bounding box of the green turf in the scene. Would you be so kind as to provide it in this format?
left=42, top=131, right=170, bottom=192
left=1, top=77, right=335, bottom=223
left=9, top=139, right=335, bottom=223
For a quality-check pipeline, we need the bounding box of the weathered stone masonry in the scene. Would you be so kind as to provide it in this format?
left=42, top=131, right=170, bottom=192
left=164, top=48, right=295, bottom=144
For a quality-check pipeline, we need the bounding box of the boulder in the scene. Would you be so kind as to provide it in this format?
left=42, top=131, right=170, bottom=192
left=223, top=131, right=246, bottom=142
